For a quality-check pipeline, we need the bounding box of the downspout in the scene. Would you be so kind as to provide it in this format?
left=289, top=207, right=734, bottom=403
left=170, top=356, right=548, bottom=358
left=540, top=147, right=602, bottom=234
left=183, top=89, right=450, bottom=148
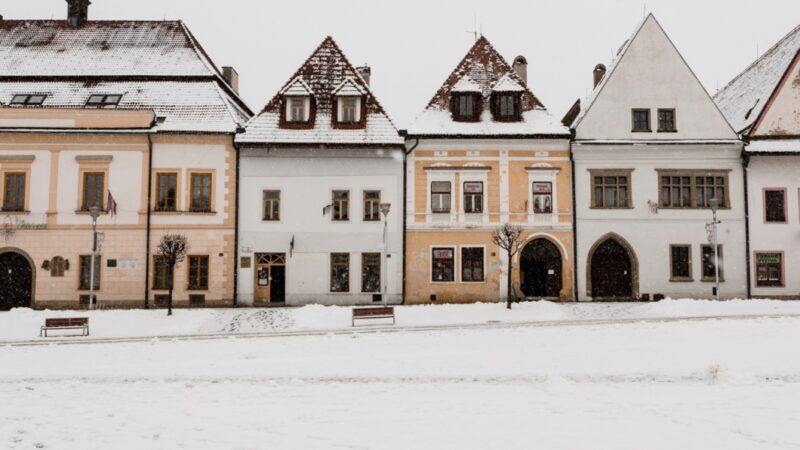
left=144, top=132, right=154, bottom=308
left=742, top=142, right=752, bottom=299
left=569, top=130, right=579, bottom=302
left=232, top=132, right=242, bottom=307
left=401, top=132, right=420, bottom=305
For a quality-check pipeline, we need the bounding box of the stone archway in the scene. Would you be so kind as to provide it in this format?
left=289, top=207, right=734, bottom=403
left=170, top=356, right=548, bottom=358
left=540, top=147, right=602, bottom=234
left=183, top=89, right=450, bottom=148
left=520, top=238, right=563, bottom=299
left=586, top=234, right=639, bottom=300
left=0, top=248, right=35, bottom=310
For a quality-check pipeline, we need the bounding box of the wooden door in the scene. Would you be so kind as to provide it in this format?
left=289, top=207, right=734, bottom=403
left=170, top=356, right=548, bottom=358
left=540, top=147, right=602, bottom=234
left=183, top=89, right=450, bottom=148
left=253, top=253, right=286, bottom=304
left=591, top=239, right=633, bottom=299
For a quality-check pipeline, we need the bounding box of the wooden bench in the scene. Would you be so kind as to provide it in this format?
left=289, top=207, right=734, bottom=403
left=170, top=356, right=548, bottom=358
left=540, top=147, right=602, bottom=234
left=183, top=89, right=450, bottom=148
left=40, top=317, right=90, bottom=337
left=352, top=307, right=395, bottom=327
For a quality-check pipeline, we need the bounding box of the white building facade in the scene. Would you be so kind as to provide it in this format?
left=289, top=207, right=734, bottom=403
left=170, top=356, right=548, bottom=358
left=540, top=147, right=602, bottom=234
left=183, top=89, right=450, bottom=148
left=570, top=14, right=747, bottom=301
left=236, top=37, right=404, bottom=306
left=716, top=24, right=800, bottom=298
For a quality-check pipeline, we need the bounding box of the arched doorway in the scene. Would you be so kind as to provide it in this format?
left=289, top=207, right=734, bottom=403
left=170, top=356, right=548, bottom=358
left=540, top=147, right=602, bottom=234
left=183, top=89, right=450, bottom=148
left=589, top=238, right=634, bottom=299
left=0, top=249, right=34, bottom=310
left=520, top=238, right=562, bottom=298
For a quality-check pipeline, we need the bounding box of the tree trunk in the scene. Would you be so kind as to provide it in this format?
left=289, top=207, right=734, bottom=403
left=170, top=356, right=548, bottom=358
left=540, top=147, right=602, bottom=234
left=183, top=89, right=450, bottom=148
left=507, top=250, right=513, bottom=310
left=168, top=286, right=173, bottom=316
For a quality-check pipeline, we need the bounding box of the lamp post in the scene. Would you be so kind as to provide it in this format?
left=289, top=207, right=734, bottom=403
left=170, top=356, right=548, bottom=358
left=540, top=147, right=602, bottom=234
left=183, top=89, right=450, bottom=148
left=380, top=202, right=391, bottom=306
left=88, top=205, right=101, bottom=310
left=707, top=198, right=721, bottom=300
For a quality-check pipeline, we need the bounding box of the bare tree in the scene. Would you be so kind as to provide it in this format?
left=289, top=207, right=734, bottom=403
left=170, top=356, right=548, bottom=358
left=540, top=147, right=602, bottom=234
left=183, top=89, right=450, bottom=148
left=492, top=224, right=524, bottom=309
left=155, top=234, right=189, bottom=316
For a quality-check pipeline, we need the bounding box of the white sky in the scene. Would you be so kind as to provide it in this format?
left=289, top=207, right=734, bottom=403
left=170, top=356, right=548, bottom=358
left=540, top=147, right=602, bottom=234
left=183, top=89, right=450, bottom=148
left=3, top=0, right=800, bottom=128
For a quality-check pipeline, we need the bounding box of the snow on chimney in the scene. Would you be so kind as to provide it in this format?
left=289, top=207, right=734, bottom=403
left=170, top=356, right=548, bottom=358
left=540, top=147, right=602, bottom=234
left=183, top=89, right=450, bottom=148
left=357, top=65, right=371, bottom=86
left=222, top=66, right=239, bottom=94
left=512, top=56, right=528, bottom=85
left=66, top=0, right=91, bottom=28
left=593, top=64, right=607, bottom=88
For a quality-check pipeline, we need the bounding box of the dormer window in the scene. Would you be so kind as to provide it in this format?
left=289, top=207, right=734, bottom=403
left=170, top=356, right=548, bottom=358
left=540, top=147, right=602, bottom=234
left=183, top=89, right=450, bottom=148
left=86, top=94, right=122, bottom=108
left=452, top=93, right=481, bottom=122
left=338, top=97, right=361, bottom=123
left=279, top=77, right=316, bottom=129
left=10, top=94, right=47, bottom=106
left=286, top=96, right=310, bottom=123
left=492, top=93, right=521, bottom=122
left=331, top=78, right=367, bottom=128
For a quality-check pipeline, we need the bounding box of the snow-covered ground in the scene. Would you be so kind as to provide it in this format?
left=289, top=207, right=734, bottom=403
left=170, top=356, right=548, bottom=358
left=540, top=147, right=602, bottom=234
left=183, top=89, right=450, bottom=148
left=1, top=301, right=799, bottom=449
left=3, top=298, right=800, bottom=342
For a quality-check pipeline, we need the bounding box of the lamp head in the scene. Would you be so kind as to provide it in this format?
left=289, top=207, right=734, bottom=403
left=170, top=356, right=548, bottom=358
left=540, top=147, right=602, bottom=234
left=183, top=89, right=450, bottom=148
left=380, top=202, right=391, bottom=217
left=89, top=205, right=101, bottom=219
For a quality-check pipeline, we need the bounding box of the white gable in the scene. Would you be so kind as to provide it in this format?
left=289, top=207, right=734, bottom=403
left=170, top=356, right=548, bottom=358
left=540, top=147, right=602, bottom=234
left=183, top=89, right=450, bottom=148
left=279, top=77, right=314, bottom=96
left=492, top=74, right=524, bottom=92
left=451, top=76, right=482, bottom=93
left=332, top=78, right=366, bottom=97
left=752, top=52, right=800, bottom=137
left=575, top=14, right=737, bottom=141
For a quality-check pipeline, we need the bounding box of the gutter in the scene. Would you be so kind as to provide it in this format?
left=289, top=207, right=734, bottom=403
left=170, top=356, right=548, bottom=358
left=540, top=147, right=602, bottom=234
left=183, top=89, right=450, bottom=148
left=742, top=142, right=752, bottom=299
left=401, top=130, right=420, bottom=306
left=232, top=131, right=243, bottom=307
left=569, top=128, right=579, bottom=302
left=143, top=133, right=154, bottom=308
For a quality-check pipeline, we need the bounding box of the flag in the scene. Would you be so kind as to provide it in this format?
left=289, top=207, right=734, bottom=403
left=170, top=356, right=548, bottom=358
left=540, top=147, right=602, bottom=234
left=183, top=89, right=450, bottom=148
left=106, top=191, right=117, bottom=217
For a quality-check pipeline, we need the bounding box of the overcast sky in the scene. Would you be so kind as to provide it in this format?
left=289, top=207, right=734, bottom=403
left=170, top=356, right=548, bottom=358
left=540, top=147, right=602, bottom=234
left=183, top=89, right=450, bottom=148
left=4, top=0, right=800, bottom=128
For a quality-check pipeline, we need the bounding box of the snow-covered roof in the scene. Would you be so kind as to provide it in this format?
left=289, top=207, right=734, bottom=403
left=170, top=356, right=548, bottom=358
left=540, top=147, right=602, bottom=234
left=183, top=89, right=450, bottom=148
left=280, top=77, right=315, bottom=96
left=0, top=20, right=218, bottom=77
left=746, top=139, right=800, bottom=153
left=0, top=80, right=249, bottom=133
left=714, top=24, right=800, bottom=135
left=408, top=36, right=568, bottom=137
left=332, top=78, right=367, bottom=96
left=238, top=36, right=402, bottom=146
left=0, top=20, right=252, bottom=133
left=492, top=74, right=525, bottom=92
left=451, top=76, right=482, bottom=93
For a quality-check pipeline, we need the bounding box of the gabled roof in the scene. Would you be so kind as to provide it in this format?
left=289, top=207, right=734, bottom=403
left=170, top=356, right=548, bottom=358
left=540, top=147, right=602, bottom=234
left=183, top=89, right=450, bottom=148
left=238, top=36, right=402, bottom=146
left=451, top=76, right=482, bottom=93
left=280, top=77, right=315, bottom=96
left=492, top=74, right=525, bottom=92
left=714, top=24, right=800, bottom=135
left=331, top=77, right=367, bottom=96
left=0, top=20, right=252, bottom=133
left=408, top=36, right=568, bottom=137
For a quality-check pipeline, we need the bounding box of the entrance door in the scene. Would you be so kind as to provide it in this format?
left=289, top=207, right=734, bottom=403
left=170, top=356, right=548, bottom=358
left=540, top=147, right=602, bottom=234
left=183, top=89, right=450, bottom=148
left=253, top=253, right=286, bottom=304
left=520, top=239, right=562, bottom=298
left=0, top=250, right=33, bottom=310
left=591, top=239, right=633, bottom=299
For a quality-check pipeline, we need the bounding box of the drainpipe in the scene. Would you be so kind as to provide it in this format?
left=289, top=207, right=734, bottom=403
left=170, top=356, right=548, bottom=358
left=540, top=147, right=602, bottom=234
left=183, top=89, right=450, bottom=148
left=144, top=133, right=154, bottom=308
left=401, top=132, right=420, bottom=305
left=742, top=144, right=752, bottom=299
left=569, top=130, right=578, bottom=302
left=232, top=132, right=242, bottom=307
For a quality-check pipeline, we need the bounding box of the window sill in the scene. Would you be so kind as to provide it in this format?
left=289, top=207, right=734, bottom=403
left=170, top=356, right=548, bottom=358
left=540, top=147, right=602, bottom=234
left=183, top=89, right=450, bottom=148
left=657, top=129, right=678, bottom=133
left=0, top=210, right=30, bottom=215
left=187, top=288, right=209, bottom=292
left=658, top=206, right=731, bottom=211
left=589, top=206, right=634, bottom=210
left=631, top=129, right=653, bottom=133
left=75, top=210, right=108, bottom=215
left=430, top=280, right=456, bottom=284
left=184, top=210, right=217, bottom=216
left=261, top=219, right=282, bottom=223
left=700, top=278, right=726, bottom=283
left=765, top=220, right=788, bottom=224
left=669, top=277, right=694, bottom=283
left=460, top=280, right=486, bottom=284
left=755, top=283, right=785, bottom=288
left=328, top=291, right=353, bottom=295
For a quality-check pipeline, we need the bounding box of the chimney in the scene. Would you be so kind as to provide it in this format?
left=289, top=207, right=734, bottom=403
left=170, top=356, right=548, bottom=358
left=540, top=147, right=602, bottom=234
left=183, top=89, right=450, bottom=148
left=512, top=56, right=528, bottom=85
left=222, top=66, right=239, bottom=94
left=357, top=65, right=371, bottom=86
left=593, top=64, right=607, bottom=88
left=66, top=0, right=91, bottom=28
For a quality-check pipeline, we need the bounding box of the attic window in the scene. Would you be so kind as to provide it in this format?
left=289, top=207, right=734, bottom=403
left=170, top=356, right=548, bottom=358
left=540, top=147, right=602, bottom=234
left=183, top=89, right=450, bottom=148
left=452, top=93, right=481, bottom=122
left=10, top=94, right=47, bottom=106
left=86, top=94, right=122, bottom=108
left=492, top=93, right=521, bottom=122
left=337, top=97, right=361, bottom=123
left=286, top=96, right=310, bottom=123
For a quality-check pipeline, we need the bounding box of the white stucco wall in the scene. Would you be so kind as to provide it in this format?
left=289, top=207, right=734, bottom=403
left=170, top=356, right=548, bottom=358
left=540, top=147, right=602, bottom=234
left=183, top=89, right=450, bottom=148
left=746, top=155, right=800, bottom=297
left=237, top=147, right=404, bottom=306
left=574, top=145, right=748, bottom=300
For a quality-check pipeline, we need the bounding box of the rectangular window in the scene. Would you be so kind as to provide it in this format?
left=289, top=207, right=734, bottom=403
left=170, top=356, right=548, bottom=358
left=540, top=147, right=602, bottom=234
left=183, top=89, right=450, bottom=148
left=330, top=253, right=350, bottom=292
left=82, top=172, right=104, bottom=210
left=361, top=253, right=381, bottom=293
left=591, top=172, right=630, bottom=208
left=461, top=247, right=484, bottom=282
left=463, top=182, right=483, bottom=213
left=288, top=97, right=307, bottom=122
left=670, top=245, right=692, bottom=281
left=188, top=255, right=209, bottom=290
left=431, top=181, right=451, bottom=213
left=86, top=94, right=122, bottom=108
left=78, top=255, right=101, bottom=290
left=2, top=173, right=25, bottom=212
left=498, top=94, right=517, bottom=118
left=332, top=190, right=349, bottom=221
left=341, top=98, right=358, bottom=123
left=764, top=189, right=787, bottom=223
left=658, top=109, right=676, bottom=132
left=755, top=253, right=783, bottom=287
left=701, top=245, right=724, bottom=281
left=363, top=190, right=380, bottom=221
left=458, top=95, right=475, bottom=117
left=632, top=109, right=651, bottom=132
left=533, top=182, right=553, bottom=213
left=657, top=171, right=729, bottom=209
left=431, top=247, right=455, bottom=282
left=155, top=173, right=177, bottom=212
left=190, top=173, right=212, bottom=212
left=10, top=94, right=47, bottom=106
left=153, top=255, right=173, bottom=290
left=263, top=190, right=280, bottom=221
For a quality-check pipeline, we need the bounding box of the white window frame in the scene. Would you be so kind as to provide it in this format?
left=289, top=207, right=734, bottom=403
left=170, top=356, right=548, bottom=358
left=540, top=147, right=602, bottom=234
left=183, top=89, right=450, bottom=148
left=430, top=245, right=457, bottom=284
left=286, top=96, right=310, bottom=122
left=337, top=96, right=361, bottom=123
left=459, top=245, right=487, bottom=284
left=527, top=167, right=560, bottom=225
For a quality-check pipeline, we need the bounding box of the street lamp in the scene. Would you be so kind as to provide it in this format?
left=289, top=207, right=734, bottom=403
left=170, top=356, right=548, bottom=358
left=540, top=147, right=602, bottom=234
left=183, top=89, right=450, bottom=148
left=706, top=198, right=721, bottom=300
left=88, top=205, right=101, bottom=310
left=380, top=202, right=391, bottom=306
